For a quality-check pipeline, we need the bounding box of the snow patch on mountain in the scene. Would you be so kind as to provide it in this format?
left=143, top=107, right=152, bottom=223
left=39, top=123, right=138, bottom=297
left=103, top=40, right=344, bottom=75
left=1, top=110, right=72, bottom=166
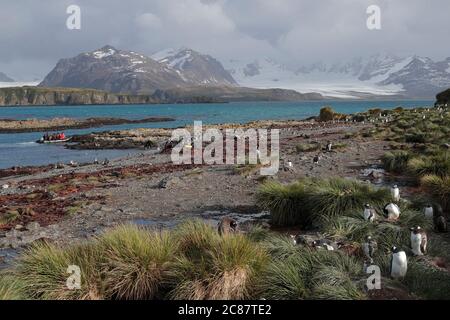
left=224, top=54, right=450, bottom=98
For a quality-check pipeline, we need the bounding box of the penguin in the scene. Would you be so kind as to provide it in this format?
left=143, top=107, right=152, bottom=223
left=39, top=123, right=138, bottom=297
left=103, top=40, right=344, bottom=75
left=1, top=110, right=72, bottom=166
left=423, top=204, right=434, bottom=219
left=363, top=204, right=376, bottom=222
left=94, top=158, right=99, bottom=165
left=103, top=158, right=110, bottom=166
left=313, top=154, right=321, bottom=164
left=390, top=246, right=408, bottom=279
left=383, top=203, right=401, bottom=220
left=410, top=226, right=427, bottom=256
left=362, top=235, right=377, bottom=263
left=290, top=234, right=308, bottom=246
left=311, top=240, right=335, bottom=251
left=217, top=217, right=238, bottom=236
left=326, top=141, right=332, bottom=152
left=435, top=215, right=448, bottom=233
left=391, top=185, right=400, bottom=202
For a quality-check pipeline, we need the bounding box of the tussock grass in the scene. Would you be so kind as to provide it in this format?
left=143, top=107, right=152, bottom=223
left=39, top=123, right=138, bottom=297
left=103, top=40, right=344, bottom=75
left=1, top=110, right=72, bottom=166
left=258, top=238, right=365, bottom=300
left=0, top=274, right=26, bottom=300
left=98, top=225, right=178, bottom=300
left=169, top=221, right=268, bottom=300
left=403, top=260, right=450, bottom=300
left=14, top=242, right=102, bottom=300
left=382, top=151, right=411, bottom=173
left=408, top=153, right=450, bottom=178
left=420, top=174, right=450, bottom=211
left=257, top=178, right=391, bottom=227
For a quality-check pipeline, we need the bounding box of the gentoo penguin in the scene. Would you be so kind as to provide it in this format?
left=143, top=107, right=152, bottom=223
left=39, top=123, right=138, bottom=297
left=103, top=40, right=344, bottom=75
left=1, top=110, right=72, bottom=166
left=326, top=141, right=332, bottom=152
left=363, top=204, right=376, bottom=222
left=290, top=234, right=308, bottom=246
left=390, top=246, right=408, bottom=279
left=435, top=215, right=448, bottom=233
left=391, top=185, right=400, bottom=202
left=410, top=226, right=427, bottom=256
left=217, top=217, right=238, bottom=236
left=313, top=154, right=320, bottom=164
left=383, top=203, right=401, bottom=220
left=423, top=204, right=434, bottom=219
left=362, top=235, right=377, bottom=263
left=311, top=240, right=335, bottom=251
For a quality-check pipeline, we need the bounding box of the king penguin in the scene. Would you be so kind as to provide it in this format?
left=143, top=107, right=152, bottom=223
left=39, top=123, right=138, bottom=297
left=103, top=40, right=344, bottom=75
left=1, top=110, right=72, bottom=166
left=410, top=226, right=428, bottom=256
left=390, top=246, right=408, bottom=279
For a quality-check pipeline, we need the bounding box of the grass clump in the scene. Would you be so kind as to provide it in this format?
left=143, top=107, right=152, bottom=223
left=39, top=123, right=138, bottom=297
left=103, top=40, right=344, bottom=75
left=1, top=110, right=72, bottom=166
left=98, top=225, right=178, bottom=300
left=169, top=221, right=268, bottom=300
left=258, top=239, right=365, bottom=300
left=0, top=274, right=26, bottom=300
left=420, top=175, right=450, bottom=212
left=257, top=178, right=391, bottom=227
left=14, top=242, right=102, bottom=300
left=382, top=151, right=411, bottom=173
left=408, top=153, right=450, bottom=178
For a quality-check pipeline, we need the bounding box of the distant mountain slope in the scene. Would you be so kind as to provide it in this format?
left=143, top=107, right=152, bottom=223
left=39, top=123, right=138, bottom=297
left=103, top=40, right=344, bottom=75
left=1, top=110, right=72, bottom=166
left=40, top=46, right=238, bottom=94
left=39, top=45, right=186, bottom=94
left=224, top=54, right=450, bottom=99
left=152, top=48, right=237, bottom=86
left=0, top=72, right=14, bottom=82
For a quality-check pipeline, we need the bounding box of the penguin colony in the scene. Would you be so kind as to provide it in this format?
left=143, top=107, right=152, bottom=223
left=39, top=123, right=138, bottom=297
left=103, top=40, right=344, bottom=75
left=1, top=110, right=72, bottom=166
left=220, top=183, right=447, bottom=281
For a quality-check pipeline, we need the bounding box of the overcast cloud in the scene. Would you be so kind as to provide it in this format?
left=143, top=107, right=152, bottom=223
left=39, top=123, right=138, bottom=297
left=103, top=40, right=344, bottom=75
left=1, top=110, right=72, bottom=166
left=0, top=0, right=449, bottom=80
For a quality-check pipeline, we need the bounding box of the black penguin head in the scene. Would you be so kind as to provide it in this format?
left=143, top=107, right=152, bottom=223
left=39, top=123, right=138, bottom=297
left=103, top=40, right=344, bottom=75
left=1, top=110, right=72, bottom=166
left=312, top=240, right=318, bottom=246
left=393, top=185, right=398, bottom=188
left=366, top=235, right=372, bottom=241
left=391, top=246, right=399, bottom=253
left=230, top=220, right=237, bottom=229
left=365, top=204, right=371, bottom=209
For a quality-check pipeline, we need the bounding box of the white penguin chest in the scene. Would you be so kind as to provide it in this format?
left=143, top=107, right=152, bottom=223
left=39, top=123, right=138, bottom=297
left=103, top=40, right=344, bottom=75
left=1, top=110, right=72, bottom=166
left=411, top=233, right=423, bottom=255
left=424, top=207, right=433, bottom=219
left=391, top=252, right=408, bottom=277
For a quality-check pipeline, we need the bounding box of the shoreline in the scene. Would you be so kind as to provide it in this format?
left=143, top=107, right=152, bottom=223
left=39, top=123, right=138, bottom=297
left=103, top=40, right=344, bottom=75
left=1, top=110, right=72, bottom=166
left=0, top=116, right=175, bottom=133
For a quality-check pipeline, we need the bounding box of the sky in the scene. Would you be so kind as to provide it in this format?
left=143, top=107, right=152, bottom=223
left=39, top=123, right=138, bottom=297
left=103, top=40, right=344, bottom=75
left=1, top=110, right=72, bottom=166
left=0, top=0, right=449, bottom=80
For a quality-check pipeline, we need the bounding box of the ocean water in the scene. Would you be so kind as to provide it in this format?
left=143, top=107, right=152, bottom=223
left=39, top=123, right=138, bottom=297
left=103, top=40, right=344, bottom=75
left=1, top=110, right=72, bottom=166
left=0, top=100, right=433, bottom=169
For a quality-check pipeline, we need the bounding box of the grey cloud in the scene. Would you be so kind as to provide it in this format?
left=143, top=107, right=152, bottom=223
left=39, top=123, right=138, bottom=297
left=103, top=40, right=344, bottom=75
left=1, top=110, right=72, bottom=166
left=0, top=0, right=448, bottom=80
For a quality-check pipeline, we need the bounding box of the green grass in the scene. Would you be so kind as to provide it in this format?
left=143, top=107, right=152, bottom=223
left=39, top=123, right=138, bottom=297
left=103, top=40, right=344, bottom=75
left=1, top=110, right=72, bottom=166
left=420, top=174, right=450, bottom=212
left=98, top=225, right=178, bottom=300
left=256, top=178, right=391, bottom=227
left=0, top=274, right=26, bottom=300
left=382, top=151, right=411, bottom=173
left=408, top=152, right=450, bottom=178
left=14, top=242, right=102, bottom=300
left=258, top=238, right=365, bottom=300
left=169, top=221, right=268, bottom=300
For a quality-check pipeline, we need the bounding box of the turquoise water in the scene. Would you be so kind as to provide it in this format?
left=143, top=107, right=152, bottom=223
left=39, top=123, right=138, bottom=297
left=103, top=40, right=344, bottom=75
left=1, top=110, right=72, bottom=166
left=0, top=100, right=433, bottom=169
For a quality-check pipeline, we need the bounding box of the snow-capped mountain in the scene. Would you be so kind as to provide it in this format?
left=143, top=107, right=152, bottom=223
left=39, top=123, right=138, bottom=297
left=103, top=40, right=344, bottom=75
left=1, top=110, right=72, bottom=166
left=40, top=46, right=237, bottom=94
left=151, top=48, right=237, bottom=86
left=224, top=54, right=450, bottom=98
